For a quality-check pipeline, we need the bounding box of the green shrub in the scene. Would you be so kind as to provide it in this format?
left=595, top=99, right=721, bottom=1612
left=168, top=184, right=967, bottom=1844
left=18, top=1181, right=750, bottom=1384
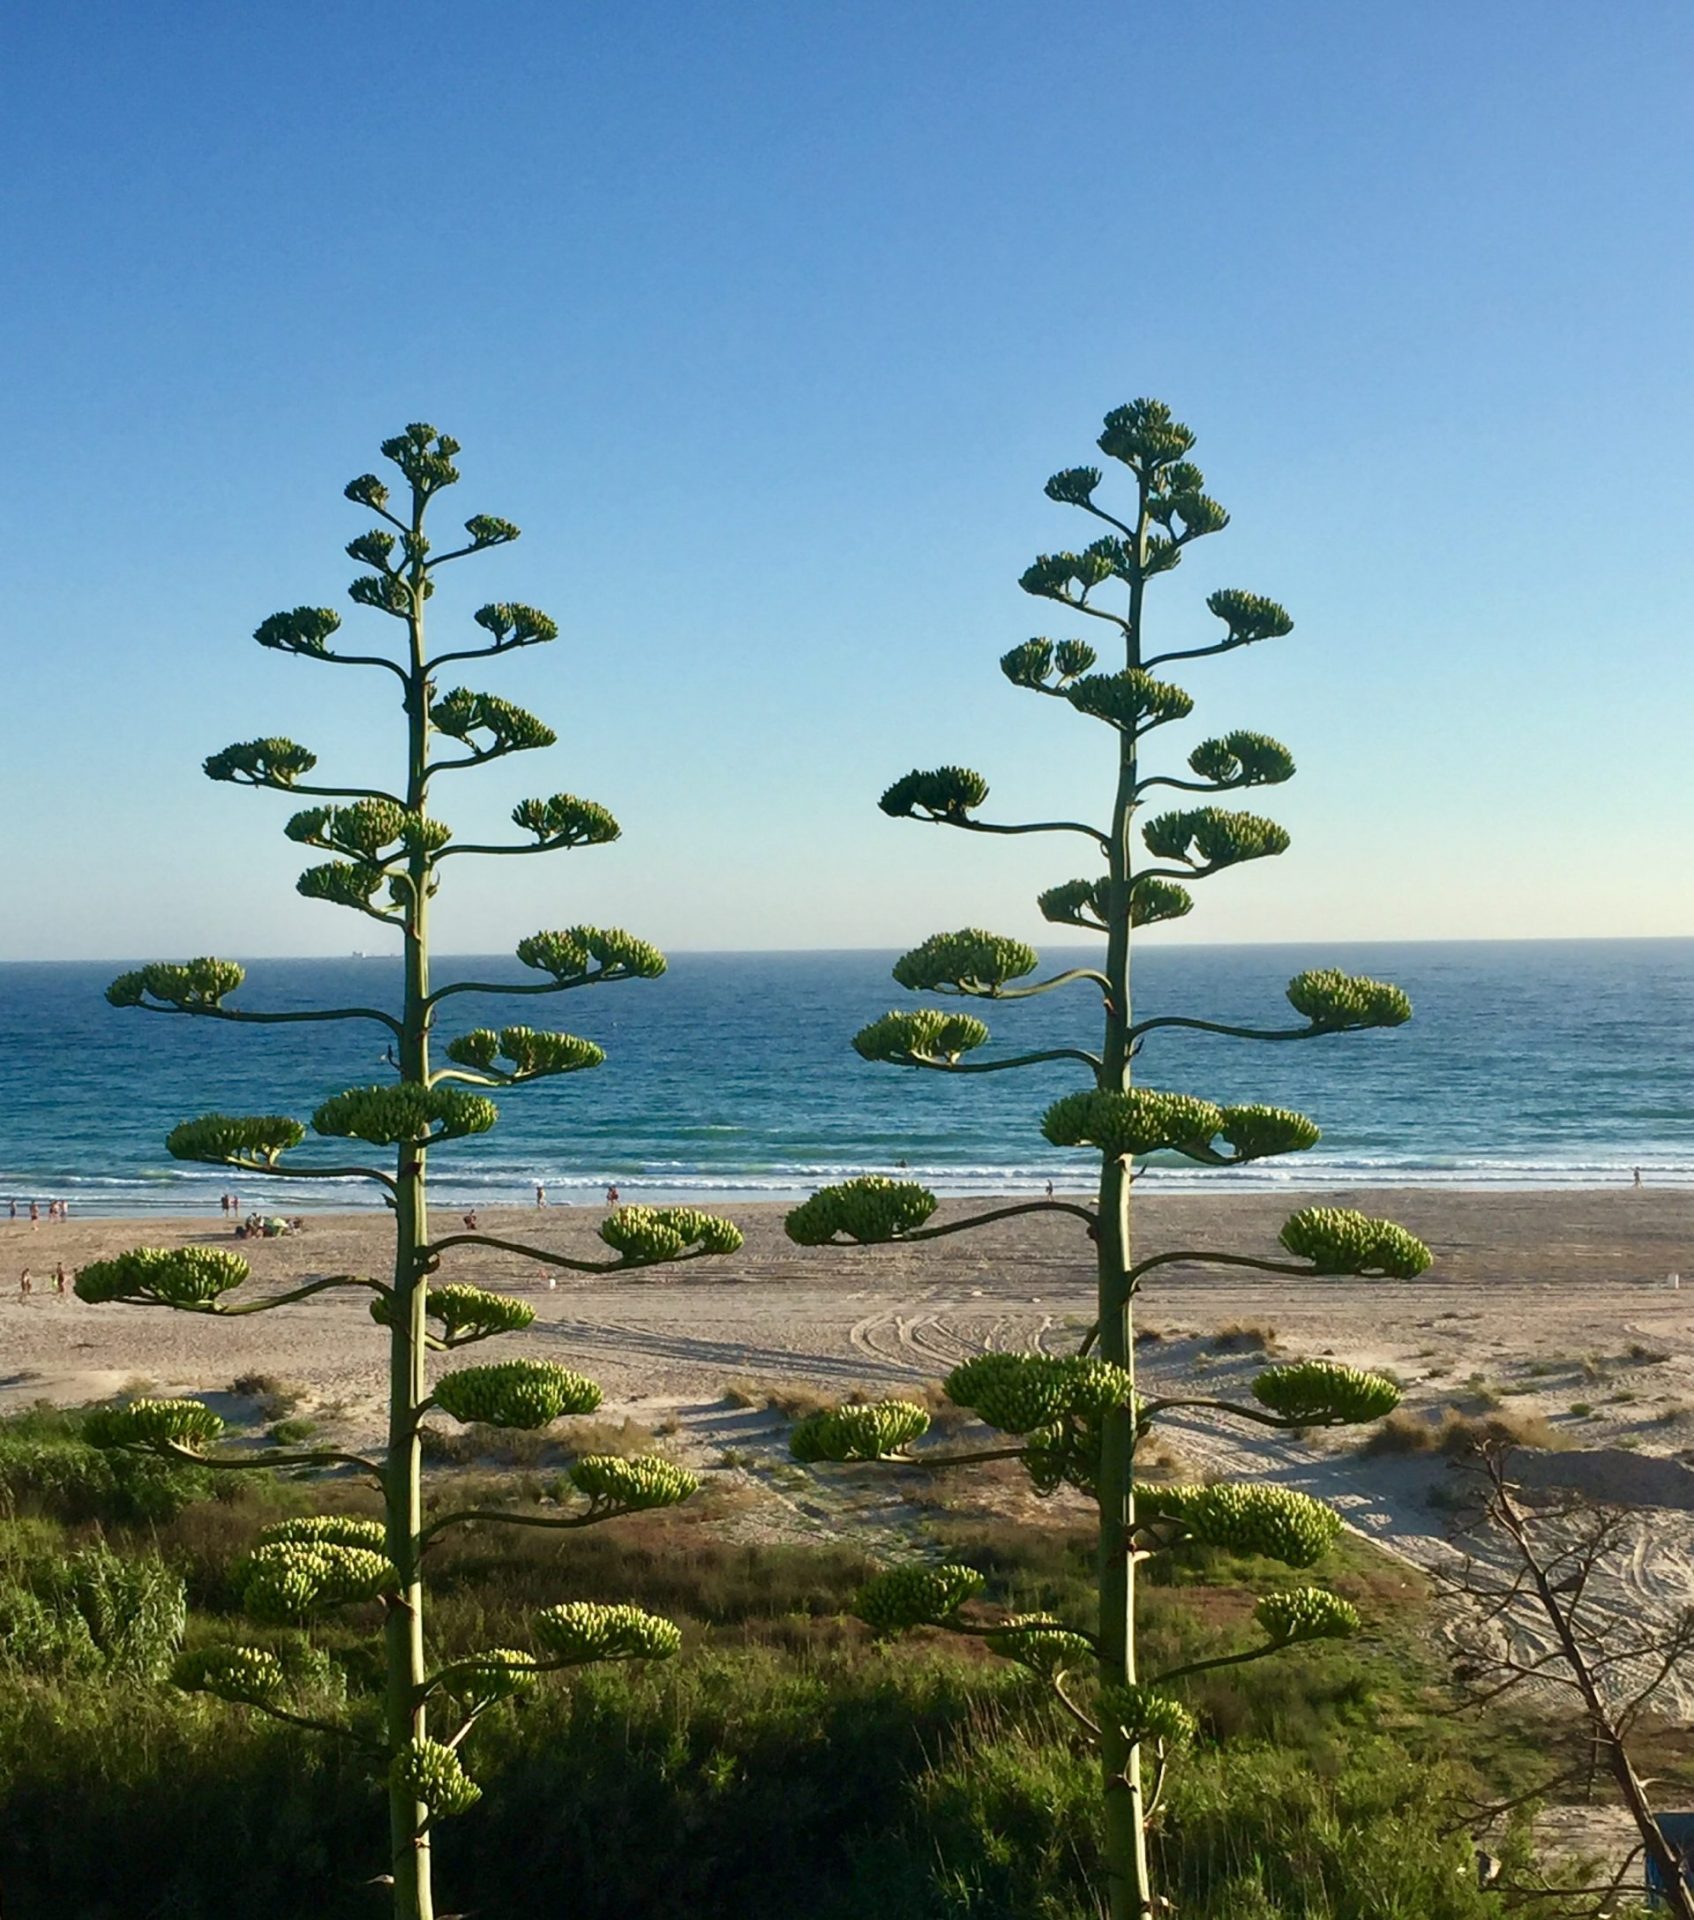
left=0, top=1410, right=213, bottom=1525
left=0, top=1543, right=186, bottom=1681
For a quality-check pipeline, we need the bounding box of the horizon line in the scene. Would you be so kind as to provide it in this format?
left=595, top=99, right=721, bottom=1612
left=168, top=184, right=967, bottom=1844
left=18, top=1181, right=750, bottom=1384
left=5, top=931, right=1692, bottom=965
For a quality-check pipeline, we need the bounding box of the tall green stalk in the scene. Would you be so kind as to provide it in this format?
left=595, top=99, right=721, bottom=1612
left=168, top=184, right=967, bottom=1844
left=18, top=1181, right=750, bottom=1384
left=78, top=425, right=741, bottom=1920
left=780, top=398, right=1430, bottom=1920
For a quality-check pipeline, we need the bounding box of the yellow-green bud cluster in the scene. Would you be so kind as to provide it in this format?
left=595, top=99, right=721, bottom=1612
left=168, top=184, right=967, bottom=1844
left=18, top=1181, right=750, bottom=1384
left=852, top=1010, right=990, bottom=1064
left=106, top=957, right=246, bottom=1010
left=1019, top=545, right=1118, bottom=601
left=312, top=1083, right=497, bottom=1146
left=429, top=687, right=556, bottom=753
left=166, top=1113, right=306, bottom=1166
left=877, top=766, right=990, bottom=821
left=374, top=1283, right=534, bottom=1344
left=784, top=1176, right=937, bottom=1246
left=393, top=1738, right=481, bottom=1818
left=1254, top=1587, right=1360, bottom=1645
left=1037, top=880, right=1107, bottom=931
left=1137, top=1482, right=1342, bottom=1568
left=999, top=636, right=1098, bottom=688
left=75, top=1246, right=250, bottom=1309
left=85, top=1397, right=224, bottom=1452
left=598, top=1205, right=743, bottom=1263
left=1041, top=1090, right=1319, bottom=1164
left=1188, top=730, right=1295, bottom=787
left=568, top=1454, right=700, bottom=1510
left=258, top=1516, right=388, bottom=1552
left=892, top=929, right=1039, bottom=995
left=345, top=473, right=390, bottom=509
left=473, top=601, right=557, bottom=647
left=296, top=862, right=389, bottom=912
left=1101, top=1683, right=1197, bottom=1750
left=945, top=1353, right=1135, bottom=1434
left=445, top=1027, right=605, bottom=1079
left=345, top=528, right=395, bottom=569
left=1043, top=467, right=1102, bottom=507
left=510, top=792, right=620, bottom=846
left=287, top=802, right=451, bottom=861
left=433, top=1360, right=602, bottom=1429
left=1147, top=466, right=1229, bottom=541
left=855, top=1562, right=985, bottom=1633
left=380, top=422, right=461, bottom=487
left=433, top=1647, right=536, bottom=1704
left=1041, top=1088, right=1221, bottom=1158
left=1097, top=399, right=1196, bottom=472
left=984, top=1616, right=1095, bottom=1673
left=789, top=1400, right=930, bottom=1463
left=285, top=799, right=403, bottom=857
left=1285, top=969, right=1412, bottom=1031
left=1251, top=1361, right=1401, bottom=1426
left=174, top=1644, right=289, bottom=1707
left=1143, top=806, right=1290, bottom=869
left=242, top=1542, right=395, bottom=1619
left=1218, top=1105, right=1322, bottom=1160
left=348, top=570, right=413, bottom=614
left=1130, top=877, right=1194, bottom=927
left=533, top=1601, right=682, bottom=1664
left=1064, top=670, right=1194, bottom=734
left=253, top=606, right=340, bottom=656
left=203, top=737, right=318, bottom=787
left=433, top=1283, right=534, bottom=1340
left=1206, top=588, right=1294, bottom=644
left=516, top=925, right=667, bottom=982
left=463, top=514, right=521, bottom=547
left=1278, top=1206, right=1432, bottom=1278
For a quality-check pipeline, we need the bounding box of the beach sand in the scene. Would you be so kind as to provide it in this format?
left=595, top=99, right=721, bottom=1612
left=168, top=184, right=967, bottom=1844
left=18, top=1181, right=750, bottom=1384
left=5, top=1188, right=1689, bottom=1428
left=7, top=1187, right=1694, bottom=1712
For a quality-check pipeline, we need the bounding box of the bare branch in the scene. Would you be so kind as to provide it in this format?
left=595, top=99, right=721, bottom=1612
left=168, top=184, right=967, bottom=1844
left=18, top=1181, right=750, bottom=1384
left=911, top=814, right=1112, bottom=853
left=895, top=1047, right=1104, bottom=1078
left=130, top=1001, right=402, bottom=1039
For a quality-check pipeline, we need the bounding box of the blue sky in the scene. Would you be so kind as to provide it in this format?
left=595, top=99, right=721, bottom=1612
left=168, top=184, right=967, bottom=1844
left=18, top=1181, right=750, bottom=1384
left=3, top=0, right=1690, bottom=958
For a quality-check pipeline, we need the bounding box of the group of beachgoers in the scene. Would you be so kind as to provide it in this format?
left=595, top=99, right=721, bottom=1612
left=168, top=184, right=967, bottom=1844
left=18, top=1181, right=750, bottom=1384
left=9, top=1198, right=69, bottom=1226
left=17, top=1262, right=69, bottom=1298
left=218, top=1193, right=306, bottom=1239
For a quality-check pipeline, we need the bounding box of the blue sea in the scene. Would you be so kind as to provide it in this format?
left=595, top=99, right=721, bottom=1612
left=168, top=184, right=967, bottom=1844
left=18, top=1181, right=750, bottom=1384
left=1, top=942, right=1690, bottom=1216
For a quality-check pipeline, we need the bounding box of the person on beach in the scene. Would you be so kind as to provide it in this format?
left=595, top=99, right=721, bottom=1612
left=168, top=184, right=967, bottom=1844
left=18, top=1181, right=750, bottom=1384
left=1634, top=1167, right=1644, bottom=1188
left=7, top=1200, right=14, bottom=1221
left=535, top=1183, right=546, bottom=1207
left=28, top=1202, right=38, bottom=1229
left=54, top=1263, right=67, bottom=1294
left=606, top=1185, right=619, bottom=1205
left=18, top=1269, right=30, bottom=1297
left=463, top=1210, right=479, bottom=1231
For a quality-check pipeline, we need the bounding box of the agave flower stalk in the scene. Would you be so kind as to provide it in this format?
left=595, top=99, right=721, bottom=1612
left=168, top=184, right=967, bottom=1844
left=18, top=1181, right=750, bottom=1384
left=81, top=427, right=741, bottom=1920
left=782, top=401, right=1427, bottom=1920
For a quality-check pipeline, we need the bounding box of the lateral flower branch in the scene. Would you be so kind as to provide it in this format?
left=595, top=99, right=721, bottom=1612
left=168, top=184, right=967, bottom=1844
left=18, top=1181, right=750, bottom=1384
left=779, top=400, right=1426, bottom=1920
left=79, top=425, right=741, bottom=1920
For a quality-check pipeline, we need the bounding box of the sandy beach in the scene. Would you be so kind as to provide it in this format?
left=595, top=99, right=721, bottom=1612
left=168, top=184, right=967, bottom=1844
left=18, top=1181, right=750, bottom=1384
left=6, top=1185, right=1691, bottom=1453
left=7, top=1184, right=1694, bottom=1756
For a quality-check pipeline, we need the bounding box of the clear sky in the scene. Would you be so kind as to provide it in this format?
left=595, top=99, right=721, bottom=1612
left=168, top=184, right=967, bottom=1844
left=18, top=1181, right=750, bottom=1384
left=3, top=1, right=1691, bottom=959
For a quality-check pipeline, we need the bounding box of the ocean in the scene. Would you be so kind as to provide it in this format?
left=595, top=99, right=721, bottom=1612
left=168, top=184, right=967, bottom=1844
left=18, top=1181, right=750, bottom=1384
left=1, top=941, right=1690, bottom=1216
